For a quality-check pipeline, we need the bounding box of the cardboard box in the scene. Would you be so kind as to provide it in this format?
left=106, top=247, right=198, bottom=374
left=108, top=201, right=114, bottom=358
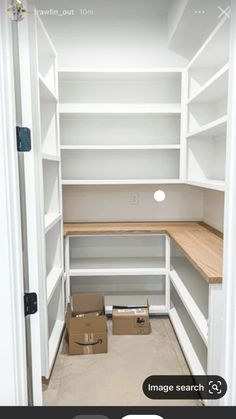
left=112, top=303, right=151, bottom=335
left=66, top=293, right=108, bottom=355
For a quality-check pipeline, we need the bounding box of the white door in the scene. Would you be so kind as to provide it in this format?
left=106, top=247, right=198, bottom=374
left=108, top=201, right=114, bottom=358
left=0, top=0, right=28, bottom=406
left=0, top=0, right=43, bottom=406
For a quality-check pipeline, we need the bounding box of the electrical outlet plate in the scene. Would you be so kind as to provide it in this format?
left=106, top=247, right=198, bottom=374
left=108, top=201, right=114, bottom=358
left=130, top=192, right=139, bottom=205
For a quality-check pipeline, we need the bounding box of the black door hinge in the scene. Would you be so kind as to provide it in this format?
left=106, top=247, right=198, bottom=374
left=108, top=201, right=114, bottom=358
left=24, top=293, right=38, bottom=316
left=16, top=126, right=31, bottom=152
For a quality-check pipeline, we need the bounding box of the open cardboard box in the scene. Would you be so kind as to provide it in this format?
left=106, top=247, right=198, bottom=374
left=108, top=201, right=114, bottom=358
left=66, top=293, right=108, bottom=355
left=112, top=301, right=151, bottom=335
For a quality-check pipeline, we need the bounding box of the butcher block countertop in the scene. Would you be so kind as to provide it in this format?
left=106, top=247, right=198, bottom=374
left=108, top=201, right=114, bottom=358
left=63, top=222, right=223, bottom=284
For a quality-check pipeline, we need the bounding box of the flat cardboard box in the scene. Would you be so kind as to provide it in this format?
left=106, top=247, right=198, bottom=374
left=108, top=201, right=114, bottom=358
left=66, top=293, right=108, bottom=355
left=112, top=303, right=151, bottom=335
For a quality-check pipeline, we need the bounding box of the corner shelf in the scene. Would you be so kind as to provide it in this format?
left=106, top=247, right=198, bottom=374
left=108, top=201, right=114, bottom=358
left=48, top=320, right=64, bottom=372
left=169, top=306, right=206, bottom=376
left=39, top=73, right=58, bottom=102
left=169, top=269, right=208, bottom=345
left=187, top=64, right=229, bottom=105
left=186, top=180, right=225, bottom=192
left=45, top=213, right=62, bottom=234
left=47, top=267, right=64, bottom=303
left=186, top=116, right=227, bottom=140
left=42, top=153, right=60, bottom=161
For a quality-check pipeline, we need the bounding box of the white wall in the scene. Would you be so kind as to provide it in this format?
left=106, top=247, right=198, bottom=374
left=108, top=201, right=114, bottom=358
left=31, top=0, right=188, bottom=68
left=63, top=184, right=204, bottom=222
left=203, top=190, right=225, bottom=232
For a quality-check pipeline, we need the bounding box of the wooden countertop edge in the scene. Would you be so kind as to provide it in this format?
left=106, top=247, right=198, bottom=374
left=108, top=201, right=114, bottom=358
left=63, top=221, right=223, bottom=284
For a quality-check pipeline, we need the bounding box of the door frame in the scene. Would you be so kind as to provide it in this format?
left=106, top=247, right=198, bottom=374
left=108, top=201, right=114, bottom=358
left=221, top=0, right=236, bottom=406
left=0, top=0, right=28, bottom=406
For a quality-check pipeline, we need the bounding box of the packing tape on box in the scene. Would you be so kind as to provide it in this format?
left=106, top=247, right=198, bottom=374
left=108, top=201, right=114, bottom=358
left=83, top=333, right=95, bottom=354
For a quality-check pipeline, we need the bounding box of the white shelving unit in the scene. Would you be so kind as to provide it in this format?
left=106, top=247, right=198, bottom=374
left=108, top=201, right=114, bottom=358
left=169, top=240, right=222, bottom=379
left=59, top=69, right=183, bottom=185
left=64, top=234, right=169, bottom=315
left=186, top=17, right=230, bottom=191
left=34, top=16, right=64, bottom=379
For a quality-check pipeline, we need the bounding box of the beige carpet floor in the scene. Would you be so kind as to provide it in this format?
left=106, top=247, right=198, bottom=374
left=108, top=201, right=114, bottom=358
left=43, top=318, right=202, bottom=406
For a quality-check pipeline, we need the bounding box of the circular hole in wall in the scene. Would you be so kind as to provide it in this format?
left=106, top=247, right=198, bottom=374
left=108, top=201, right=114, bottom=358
left=154, top=190, right=166, bottom=202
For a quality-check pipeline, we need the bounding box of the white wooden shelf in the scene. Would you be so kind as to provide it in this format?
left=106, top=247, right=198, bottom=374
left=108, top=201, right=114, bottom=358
left=186, top=180, right=225, bottom=192
left=62, top=179, right=181, bottom=185
left=59, top=103, right=182, bottom=115
left=45, top=213, right=62, bottom=234
left=186, top=116, right=227, bottom=140
left=187, top=16, right=229, bottom=71
left=60, top=144, right=181, bottom=150
left=48, top=320, right=64, bottom=372
left=37, top=15, right=57, bottom=56
left=39, top=73, right=58, bottom=102
left=69, top=256, right=165, bottom=276
left=47, top=267, right=63, bottom=303
left=169, top=269, right=208, bottom=345
left=169, top=307, right=206, bottom=376
left=42, top=153, right=60, bottom=162
left=187, top=64, right=229, bottom=105
left=70, top=257, right=165, bottom=270
left=59, top=68, right=183, bottom=80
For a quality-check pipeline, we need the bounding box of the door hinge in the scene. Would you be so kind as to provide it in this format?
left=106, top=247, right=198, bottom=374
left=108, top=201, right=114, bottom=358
left=24, top=293, right=38, bottom=316
left=16, top=126, right=31, bottom=152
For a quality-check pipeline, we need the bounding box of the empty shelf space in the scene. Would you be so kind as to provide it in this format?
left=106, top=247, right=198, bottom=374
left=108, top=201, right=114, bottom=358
left=186, top=116, right=227, bottom=140
left=187, top=136, right=226, bottom=188
left=59, top=70, right=181, bottom=106
left=47, top=267, right=63, bottom=303
left=39, top=73, right=58, bottom=102
left=47, top=275, right=64, bottom=376
left=188, top=17, right=230, bottom=72
left=169, top=307, right=206, bottom=376
left=43, top=160, right=60, bottom=214
left=69, top=257, right=166, bottom=276
left=48, top=320, right=64, bottom=372
left=170, top=286, right=207, bottom=375
left=59, top=104, right=181, bottom=114
left=45, top=222, right=62, bottom=278
left=40, top=100, right=58, bottom=156
left=169, top=266, right=208, bottom=345
left=45, top=213, right=62, bottom=233
left=37, top=17, right=57, bottom=99
left=187, top=64, right=229, bottom=105
left=60, top=114, right=181, bottom=147
left=61, top=149, right=180, bottom=182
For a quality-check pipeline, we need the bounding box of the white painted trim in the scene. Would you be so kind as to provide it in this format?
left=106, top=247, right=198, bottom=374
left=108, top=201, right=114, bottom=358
left=0, top=0, right=27, bottom=405
left=17, top=5, right=43, bottom=404
left=221, top=2, right=236, bottom=406
left=180, top=69, right=188, bottom=180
